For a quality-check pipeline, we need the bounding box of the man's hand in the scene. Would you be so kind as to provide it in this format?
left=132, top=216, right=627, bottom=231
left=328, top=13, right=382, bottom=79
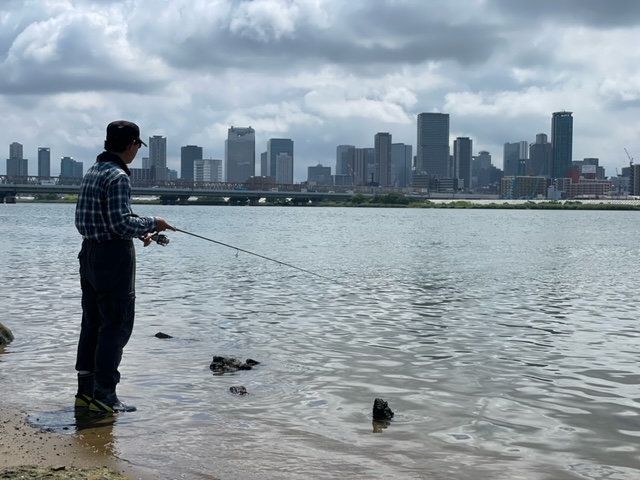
left=140, top=233, right=154, bottom=247
left=156, top=217, right=176, bottom=232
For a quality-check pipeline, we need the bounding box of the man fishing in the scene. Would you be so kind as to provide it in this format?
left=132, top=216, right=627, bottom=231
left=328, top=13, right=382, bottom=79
left=74, top=120, right=175, bottom=413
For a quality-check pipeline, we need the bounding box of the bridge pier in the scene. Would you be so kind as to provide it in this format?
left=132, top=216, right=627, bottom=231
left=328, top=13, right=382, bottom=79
left=0, top=193, right=16, bottom=203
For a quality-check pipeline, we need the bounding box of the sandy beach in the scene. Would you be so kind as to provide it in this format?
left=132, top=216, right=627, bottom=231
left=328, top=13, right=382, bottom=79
left=0, top=404, right=157, bottom=479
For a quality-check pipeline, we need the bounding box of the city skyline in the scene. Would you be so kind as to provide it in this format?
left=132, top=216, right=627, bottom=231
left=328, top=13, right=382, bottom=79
left=0, top=1, right=638, bottom=181
left=0, top=110, right=616, bottom=184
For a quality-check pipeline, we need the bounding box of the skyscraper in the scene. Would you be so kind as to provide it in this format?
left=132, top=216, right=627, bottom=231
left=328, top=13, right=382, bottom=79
left=149, top=135, right=167, bottom=181
left=60, top=156, right=83, bottom=178
left=225, top=126, right=255, bottom=183
left=551, top=111, right=573, bottom=179
left=267, top=138, right=294, bottom=180
left=38, top=148, right=51, bottom=177
left=392, top=143, right=413, bottom=188
left=7, top=142, right=27, bottom=176
left=307, top=164, right=332, bottom=185
left=473, top=151, right=492, bottom=189
left=503, top=141, right=528, bottom=176
left=260, top=151, right=268, bottom=176
left=194, top=159, right=222, bottom=182
left=453, top=137, right=472, bottom=191
left=275, top=152, right=293, bottom=184
left=416, top=113, right=449, bottom=177
left=374, top=132, right=392, bottom=186
left=180, top=145, right=203, bottom=181
left=336, top=145, right=355, bottom=176
left=528, top=134, right=552, bottom=177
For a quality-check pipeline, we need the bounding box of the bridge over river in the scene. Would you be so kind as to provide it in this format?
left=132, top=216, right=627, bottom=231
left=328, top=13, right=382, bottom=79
left=0, top=175, right=409, bottom=205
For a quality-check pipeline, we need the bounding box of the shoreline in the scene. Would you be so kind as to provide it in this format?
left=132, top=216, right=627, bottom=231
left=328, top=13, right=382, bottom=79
left=0, top=404, right=156, bottom=479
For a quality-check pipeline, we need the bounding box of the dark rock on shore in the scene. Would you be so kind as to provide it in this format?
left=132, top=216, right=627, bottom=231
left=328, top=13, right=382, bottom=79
left=154, top=332, right=173, bottom=339
left=0, top=321, right=14, bottom=346
left=372, top=398, right=394, bottom=421
left=209, top=356, right=260, bottom=373
left=229, top=386, right=248, bottom=395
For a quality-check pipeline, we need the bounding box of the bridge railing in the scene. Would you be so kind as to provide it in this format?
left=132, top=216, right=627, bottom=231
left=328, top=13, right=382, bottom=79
left=0, top=175, right=416, bottom=196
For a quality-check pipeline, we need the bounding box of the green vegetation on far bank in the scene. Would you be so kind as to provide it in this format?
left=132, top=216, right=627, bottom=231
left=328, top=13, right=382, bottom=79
left=321, top=194, right=640, bottom=210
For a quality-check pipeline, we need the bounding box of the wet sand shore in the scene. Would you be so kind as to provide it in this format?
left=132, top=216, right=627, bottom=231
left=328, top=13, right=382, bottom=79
left=0, top=405, right=156, bottom=479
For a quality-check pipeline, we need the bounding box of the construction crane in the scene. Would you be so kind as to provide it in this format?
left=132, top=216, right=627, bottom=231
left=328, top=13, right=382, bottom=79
left=625, top=148, right=634, bottom=165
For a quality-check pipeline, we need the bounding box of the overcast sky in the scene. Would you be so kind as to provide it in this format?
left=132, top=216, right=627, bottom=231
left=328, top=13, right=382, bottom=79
left=1, top=0, right=639, bottom=180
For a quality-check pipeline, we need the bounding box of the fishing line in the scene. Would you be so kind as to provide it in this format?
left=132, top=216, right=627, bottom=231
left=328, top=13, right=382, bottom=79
left=175, top=228, right=336, bottom=283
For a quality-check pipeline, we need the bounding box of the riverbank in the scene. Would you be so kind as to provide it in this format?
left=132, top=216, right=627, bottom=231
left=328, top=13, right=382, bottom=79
left=0, top=405, right=154, bottom=479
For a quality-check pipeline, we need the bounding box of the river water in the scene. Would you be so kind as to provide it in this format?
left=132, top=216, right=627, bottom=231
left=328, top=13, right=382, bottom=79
left=1, top=203, right=640, bottom=480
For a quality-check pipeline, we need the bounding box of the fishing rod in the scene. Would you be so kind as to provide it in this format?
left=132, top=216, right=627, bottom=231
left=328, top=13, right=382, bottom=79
left=153, top=228, right=336, bottom=282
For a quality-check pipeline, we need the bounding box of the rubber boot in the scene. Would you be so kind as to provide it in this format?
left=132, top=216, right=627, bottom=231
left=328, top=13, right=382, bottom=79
left=74, top=373, right=94, bottom=409
left=90, top=384, right=137, bottom=413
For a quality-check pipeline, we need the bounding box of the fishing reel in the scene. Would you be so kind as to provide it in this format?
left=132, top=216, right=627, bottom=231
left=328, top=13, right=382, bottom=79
left=150, top=232, right=170, bottom=246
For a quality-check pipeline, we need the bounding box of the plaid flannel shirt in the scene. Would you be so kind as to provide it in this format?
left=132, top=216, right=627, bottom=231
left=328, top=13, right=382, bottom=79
left=75, top=152, right=157, bottom=241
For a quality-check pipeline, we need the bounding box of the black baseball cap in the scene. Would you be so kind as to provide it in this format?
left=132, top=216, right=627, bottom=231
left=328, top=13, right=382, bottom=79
left=106, top=120, right=147, bottom=147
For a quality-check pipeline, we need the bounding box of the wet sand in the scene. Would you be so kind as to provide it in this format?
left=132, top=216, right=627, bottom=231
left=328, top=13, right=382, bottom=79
left=0, top=404, right=157, bottom=479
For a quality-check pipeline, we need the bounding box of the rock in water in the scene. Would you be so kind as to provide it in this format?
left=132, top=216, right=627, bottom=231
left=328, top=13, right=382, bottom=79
left=229, top=386, right=248, bottom=395
left=209, top=356, right=261, bottom=373
left=155, top=332, right=173, bottom=339
left=0, top=322, right=14, bottom=346
left=372, top=398, right=394, bottom=421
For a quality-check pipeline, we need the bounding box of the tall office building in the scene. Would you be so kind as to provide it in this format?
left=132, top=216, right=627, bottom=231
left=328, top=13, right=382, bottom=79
left=392, top=143, right=413, bottom=188
left=7, top=142, right=27, bottom=176
left=149, top=135, right=167, bottom=181
left=453, top=137, right=473, bottom=191
left=473, top=150, right=492, bottom=189
left=551, top=111, right=573, bottom=179
left=503, top=141, right=528, bottom=176
left=416, top=113, right=449, bottom=177
left=60, top=156, right=83, bottom=178
left=267, top=139, right=294, bottom=179
left=225, top=126, right=255, bottom=183
left=38, top=148, right=51, bottom=177
left=275, top=152, right=293, bottom=184
left=374, top=132, right=393, bottom=186
left=180, top=145, right=203, bottom=181
left=336, top=145, right=355, bottom=176
left=194, top=159, right=223, bottom=182
left=260, top=151, right=268, bottom=176
left=307, top=164, right=332, bottom=185
left=528, top=134, right=552, bottom=177
left=10, top=142, right=23, bottom=160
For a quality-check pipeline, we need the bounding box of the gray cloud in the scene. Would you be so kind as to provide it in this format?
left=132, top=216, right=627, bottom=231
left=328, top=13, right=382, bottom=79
left=0, top=0, right=639, bottom=180
left=492, top=0, right=640, bottom=28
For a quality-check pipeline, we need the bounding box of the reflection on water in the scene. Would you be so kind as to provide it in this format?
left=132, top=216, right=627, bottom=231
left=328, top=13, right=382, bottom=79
left=2, top=204, right=640, bottom=479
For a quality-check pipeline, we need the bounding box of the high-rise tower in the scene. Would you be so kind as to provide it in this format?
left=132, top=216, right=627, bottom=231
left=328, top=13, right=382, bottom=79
left=374, top=132, right=392, bottom=186
left=416, top=113, right=449, bottom=177
left=180, top=145, right=203, bottom=181
left=551, top=111, right=573, bottom=179
left=225, top=126, right=255, bottom=183
left=267, top=139, right=294, bottom=181
left=503, top=141, right=528, bottom=177
left=149, top=135, right=167, bottom=181
left=453, top=137, right=472, bottom=191
left=528, top=134, right=552, bottom=177
left=38, top=148, right=51, bottom=177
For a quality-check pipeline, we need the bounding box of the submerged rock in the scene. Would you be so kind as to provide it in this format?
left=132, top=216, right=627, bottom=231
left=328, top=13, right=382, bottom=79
left=0, top=322, right=14, bottom=346
left=372, top=398, right=394, bottom=421
left=229, top=386, right=248, bottom=395
left=209, top=356, right=260, bottom=373
left=155, top=332, right=173, bottom=339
